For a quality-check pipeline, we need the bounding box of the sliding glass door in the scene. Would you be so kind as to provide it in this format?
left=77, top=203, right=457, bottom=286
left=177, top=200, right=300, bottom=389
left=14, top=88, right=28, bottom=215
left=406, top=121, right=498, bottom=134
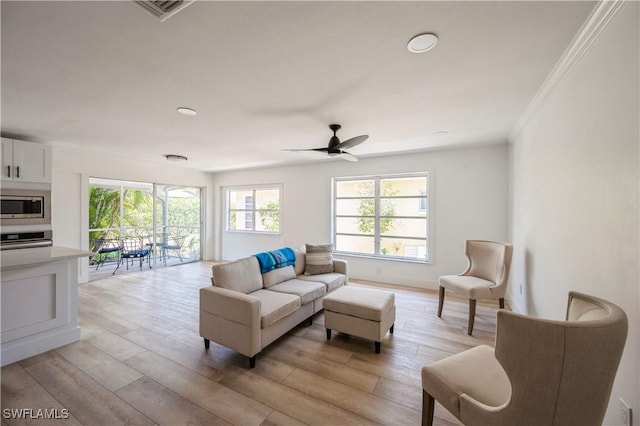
left=154, top=185, right=202, bottom=266
left=88, top=178, right=202, bottom=276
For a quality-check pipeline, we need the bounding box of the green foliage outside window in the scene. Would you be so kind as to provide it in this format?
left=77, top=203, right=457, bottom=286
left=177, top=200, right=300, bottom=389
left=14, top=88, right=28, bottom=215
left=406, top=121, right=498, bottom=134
left=356, top=182, right=398, bottom=234
left=166, top=196, right=200, bottom=227
left=89, top=187, right=123, bottom=250
left=259, top=201, right=280, bottom=232
left=89, top=186, right=200, bottom=251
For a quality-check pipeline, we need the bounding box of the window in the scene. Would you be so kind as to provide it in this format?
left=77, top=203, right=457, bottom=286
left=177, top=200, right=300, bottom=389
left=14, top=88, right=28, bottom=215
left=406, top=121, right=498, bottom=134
left=227, top=186, right=281, bottom=233
left=333, top=173, right=429, bottom=261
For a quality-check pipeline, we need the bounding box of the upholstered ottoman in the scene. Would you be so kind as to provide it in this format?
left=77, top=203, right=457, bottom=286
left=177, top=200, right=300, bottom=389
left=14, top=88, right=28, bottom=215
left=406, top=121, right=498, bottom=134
left=323, top=286, right=395, bottom=353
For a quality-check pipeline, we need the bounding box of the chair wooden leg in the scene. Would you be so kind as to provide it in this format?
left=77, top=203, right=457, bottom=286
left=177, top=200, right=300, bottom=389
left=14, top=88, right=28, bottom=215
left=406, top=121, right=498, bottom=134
left=499, top=297, right=505, bottom=309
left=204, top=338, right=210, bottom=349
left=468, top=299, right=476, bottom=335
left=437, top=287, right=445, bottom=317
left=249, top=356, right=256, bottom=369
left=422, top=390, right=435, bottom=426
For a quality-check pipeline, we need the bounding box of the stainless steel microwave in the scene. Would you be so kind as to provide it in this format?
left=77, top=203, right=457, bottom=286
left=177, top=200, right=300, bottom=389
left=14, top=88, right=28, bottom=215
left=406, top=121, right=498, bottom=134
left=0, top=189, right=51, bottom=225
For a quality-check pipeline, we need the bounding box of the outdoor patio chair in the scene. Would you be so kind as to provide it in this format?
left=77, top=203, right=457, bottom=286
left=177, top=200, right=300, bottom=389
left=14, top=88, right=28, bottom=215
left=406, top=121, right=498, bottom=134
left=162, top=234, right=187, bottom=265
left=114, top=237, right=152, bottom=274
left=92, top=238, right=123, bottom=270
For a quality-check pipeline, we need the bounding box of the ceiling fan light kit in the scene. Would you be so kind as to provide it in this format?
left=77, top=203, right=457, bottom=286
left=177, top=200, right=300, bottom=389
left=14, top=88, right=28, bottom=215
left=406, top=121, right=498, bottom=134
left=283, top=124, right=368, bottom=162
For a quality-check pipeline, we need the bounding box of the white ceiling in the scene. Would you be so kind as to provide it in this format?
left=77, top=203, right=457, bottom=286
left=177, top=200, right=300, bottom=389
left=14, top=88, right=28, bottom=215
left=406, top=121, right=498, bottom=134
left=1, top=1, right=596, bottom=173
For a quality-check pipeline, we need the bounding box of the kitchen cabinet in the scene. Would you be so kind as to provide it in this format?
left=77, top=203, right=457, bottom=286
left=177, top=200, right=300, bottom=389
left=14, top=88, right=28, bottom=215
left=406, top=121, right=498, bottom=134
left=1, top=246, right=92, bottom=366
left=1, top=137, right=52, bottom=184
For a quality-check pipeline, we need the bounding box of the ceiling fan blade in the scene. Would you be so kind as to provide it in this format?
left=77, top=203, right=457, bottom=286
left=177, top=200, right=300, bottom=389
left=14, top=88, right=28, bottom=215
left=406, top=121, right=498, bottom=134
left=340, top=151, right=358, bottom=162
left=282, top=148, right=328, bottom=152
left=336, top=134, right=368, bottom=150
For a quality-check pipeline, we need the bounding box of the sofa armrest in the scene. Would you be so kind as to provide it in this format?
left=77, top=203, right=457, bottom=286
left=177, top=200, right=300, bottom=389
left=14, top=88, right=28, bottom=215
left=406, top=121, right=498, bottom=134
left=200, top=286, right=260, bottom=325
left=199, top=286, right=261, bottom=357
left=333, top=259, right=348, bottom=280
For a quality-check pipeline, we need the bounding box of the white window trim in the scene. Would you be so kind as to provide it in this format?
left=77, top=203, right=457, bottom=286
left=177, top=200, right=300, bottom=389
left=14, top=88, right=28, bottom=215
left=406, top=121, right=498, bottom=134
left=224, top=183, right=283, bottom=234
left=332, top=172, right=433, bottom=264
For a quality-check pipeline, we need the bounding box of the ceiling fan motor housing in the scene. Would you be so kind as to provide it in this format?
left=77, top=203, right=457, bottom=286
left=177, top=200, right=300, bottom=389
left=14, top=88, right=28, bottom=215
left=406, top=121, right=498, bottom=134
left=328, top=124, right=342, bottom=154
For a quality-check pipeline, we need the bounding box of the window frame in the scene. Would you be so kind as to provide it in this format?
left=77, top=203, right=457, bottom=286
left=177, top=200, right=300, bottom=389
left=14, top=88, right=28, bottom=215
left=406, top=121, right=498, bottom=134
left=225, top=184, right=282, bottom=234
left=332, top=172, right=431, bottom=263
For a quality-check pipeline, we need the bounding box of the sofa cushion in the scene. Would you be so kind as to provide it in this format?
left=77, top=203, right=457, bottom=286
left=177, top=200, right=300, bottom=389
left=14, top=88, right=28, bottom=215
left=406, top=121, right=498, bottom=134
left=293, top=248, right=306, bottom=276
left=439, top=275, right=494, bottom=300
left=269, top=279, right=327, bottom=305
left=305, top=243, right=334, bottom=275
left=298, top=273, right=346, bottom=292
left=263, top=265, right=296, bottom=288
left=250, top=289, right=301, bottom=328
left=212, top=257, right=262, bottom=294
left=323, top=286, right=395, bottom=321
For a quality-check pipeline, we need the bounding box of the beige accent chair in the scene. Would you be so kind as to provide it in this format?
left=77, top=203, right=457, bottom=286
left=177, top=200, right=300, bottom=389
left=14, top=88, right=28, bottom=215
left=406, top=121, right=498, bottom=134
left=438, top=240, right=513, bottom=335
left=421, top=291, right=628, bottom=426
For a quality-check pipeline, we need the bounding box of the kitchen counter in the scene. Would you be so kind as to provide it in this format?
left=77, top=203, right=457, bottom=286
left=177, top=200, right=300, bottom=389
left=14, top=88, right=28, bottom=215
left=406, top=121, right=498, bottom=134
left=1, top=246, right=92, bottom=366
left=1, top=246, right=93, bottom=270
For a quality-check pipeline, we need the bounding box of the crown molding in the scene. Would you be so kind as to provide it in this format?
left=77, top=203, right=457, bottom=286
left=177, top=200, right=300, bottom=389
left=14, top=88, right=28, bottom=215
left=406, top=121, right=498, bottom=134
left=508, top=0, right=627, bottom=142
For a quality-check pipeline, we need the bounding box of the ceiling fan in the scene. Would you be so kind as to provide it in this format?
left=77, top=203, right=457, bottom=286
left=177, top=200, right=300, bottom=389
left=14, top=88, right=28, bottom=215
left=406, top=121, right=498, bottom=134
left=283, top=124, right=368, bottom=162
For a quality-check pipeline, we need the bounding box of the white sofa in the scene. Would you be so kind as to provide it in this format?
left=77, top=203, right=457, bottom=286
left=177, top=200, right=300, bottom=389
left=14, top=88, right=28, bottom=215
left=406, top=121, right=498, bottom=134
left=199, top=248, right=347, bottom=367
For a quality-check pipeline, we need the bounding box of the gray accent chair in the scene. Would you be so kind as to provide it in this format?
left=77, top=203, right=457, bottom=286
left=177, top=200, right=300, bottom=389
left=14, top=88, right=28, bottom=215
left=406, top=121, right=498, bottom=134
left=438, top=240, right=513, bottom=335
left=421, top=291, right=628, bottom=426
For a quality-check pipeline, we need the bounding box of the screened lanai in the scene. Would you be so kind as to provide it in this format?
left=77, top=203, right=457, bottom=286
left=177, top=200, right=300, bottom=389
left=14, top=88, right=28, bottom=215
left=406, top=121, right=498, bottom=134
left=88, top=177, right=203, bottom=280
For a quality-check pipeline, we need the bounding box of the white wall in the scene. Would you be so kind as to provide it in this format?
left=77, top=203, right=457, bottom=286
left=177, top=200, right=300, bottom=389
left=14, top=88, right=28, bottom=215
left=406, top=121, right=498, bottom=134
left=51, top=145, right=216, bottom=283
left=213, top=143, right=509, bottom=289
left=509, top=2, right=639, bottom=424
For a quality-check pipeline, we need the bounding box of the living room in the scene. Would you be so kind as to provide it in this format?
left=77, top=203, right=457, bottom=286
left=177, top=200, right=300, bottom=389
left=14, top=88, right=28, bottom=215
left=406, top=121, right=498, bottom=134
left=1, top=1, right=638, bottom=425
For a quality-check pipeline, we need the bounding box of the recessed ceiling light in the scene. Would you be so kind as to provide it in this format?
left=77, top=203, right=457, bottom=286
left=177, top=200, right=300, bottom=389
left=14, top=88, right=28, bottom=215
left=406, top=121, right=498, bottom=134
left=434, top=131, right=448, bottom=136
left=165, top=154, right=188, bottom=161
left=177, top=107, right=197, bottom=116
left=407, top=33, right=438, bottom=53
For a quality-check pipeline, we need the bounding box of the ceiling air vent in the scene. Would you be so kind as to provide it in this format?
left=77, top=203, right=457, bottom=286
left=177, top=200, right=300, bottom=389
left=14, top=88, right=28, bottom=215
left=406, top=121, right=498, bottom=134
left=133, top=0, right=195, bottom=22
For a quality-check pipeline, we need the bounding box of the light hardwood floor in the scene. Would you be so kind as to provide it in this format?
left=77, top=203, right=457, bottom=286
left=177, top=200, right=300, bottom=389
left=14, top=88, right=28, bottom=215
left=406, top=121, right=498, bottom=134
left=1, top=261, right=504, bottom=426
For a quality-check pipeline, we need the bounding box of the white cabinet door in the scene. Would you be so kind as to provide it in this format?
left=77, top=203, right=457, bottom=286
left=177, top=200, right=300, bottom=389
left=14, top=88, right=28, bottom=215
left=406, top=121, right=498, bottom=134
left=14, top=140, right=51, bottom=183
left=1, top=138, right=14, bottom=182
left=0, top=138, right=51, bottom=184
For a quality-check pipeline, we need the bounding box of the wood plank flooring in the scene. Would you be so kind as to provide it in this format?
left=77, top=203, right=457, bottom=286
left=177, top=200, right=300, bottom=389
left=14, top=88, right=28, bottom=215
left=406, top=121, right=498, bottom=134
left=1, top=262, right=504, bottom=426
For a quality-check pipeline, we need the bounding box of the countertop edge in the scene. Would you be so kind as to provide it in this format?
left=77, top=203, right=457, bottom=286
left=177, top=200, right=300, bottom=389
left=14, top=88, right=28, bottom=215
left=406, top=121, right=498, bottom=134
left=1, top=246, right=93, bottom=271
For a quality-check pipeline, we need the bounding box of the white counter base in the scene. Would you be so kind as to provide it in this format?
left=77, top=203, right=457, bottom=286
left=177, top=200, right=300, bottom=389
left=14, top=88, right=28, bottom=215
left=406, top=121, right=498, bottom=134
left=1, top=247, right=90, bottom=366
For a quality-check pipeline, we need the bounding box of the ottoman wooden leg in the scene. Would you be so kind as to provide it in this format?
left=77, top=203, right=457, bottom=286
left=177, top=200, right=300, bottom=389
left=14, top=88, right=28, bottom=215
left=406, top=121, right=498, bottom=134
left=375, top=341, right=381, bottom=353
left=326, top=329, right=332, bottom=339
